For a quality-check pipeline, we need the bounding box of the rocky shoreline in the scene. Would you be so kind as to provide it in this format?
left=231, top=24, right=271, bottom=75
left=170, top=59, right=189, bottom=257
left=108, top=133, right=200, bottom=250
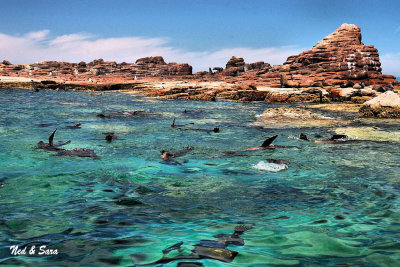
left=1, top=23, right=399, bottom=117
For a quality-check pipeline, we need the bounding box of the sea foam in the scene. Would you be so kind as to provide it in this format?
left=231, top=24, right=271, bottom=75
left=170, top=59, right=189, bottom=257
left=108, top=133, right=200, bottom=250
left=252, top=161, right=288, bottom=172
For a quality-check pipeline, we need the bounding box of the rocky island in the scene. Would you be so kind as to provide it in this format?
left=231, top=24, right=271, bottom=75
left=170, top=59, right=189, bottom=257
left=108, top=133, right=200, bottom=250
left=1, top=23, right=399, bottom=116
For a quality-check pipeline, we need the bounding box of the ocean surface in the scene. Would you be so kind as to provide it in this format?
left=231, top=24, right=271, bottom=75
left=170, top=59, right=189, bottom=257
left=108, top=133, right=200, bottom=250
left=0, top=89, right=400, bottom=266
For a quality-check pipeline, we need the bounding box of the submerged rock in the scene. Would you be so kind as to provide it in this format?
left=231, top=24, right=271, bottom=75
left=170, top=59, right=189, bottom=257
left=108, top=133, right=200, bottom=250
left=335, top=126, right=400, bottom=142
left=359, top=91, right=400, bottom=118
left=254, top=107, right=347, bottom=128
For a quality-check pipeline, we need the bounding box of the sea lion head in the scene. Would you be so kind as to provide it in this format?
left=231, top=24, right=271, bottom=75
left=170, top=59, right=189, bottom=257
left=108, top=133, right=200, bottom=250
left=213, top=127, right=220, bottom=133
left=105, top=134, right=113, bottom=142
left=161, top=151, right=174, bottom=160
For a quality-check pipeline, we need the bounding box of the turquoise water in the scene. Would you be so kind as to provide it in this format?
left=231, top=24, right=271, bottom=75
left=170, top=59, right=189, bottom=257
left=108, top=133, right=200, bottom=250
left=0, top=89, right=400, bottom=266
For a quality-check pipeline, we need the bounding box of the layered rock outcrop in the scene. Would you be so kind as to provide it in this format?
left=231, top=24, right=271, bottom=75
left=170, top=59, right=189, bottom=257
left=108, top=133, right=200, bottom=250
left=0, top=56, right=192, bottom=79
left=219, top=23, right=397, bottom=88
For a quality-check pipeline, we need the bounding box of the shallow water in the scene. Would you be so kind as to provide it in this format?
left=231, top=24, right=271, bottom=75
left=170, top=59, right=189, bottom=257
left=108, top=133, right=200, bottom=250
left=0, top=89, right=400, bottom=266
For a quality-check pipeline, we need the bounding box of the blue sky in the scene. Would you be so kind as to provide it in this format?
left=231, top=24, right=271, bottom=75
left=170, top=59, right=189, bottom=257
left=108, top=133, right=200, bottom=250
left=0, top=0, right=399, bottom=75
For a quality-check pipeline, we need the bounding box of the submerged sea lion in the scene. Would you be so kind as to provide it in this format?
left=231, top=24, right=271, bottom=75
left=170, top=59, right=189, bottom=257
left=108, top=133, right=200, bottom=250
left=67, top=123, right=82, bottom=129
left=170, top=118, right=197, bottom=129
left=162, top=241, right=184, bottom=254
left=97, top=113, right=110, bottom=119
left=56, top=148, right=98, bottom=158
left=161, top=147, right=194, bottom=160
left=37, top=129, right=71, bottom=151
left=190, top=127, right=219, bottom=133
left=315, top=134, right=348, bottom=144
left=0, top=177, right=8, bottom=188
left=97, top=110, right=158, bottom=119
left=139, top=223, right=253, bottom=266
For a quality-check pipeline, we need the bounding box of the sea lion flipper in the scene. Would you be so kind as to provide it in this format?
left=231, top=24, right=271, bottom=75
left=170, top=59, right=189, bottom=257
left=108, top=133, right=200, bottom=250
left=49, top=129, right=57, bottom=147
left=171, top=118, right=176, bottom=127
left=261, top=135, right=278, bottom=147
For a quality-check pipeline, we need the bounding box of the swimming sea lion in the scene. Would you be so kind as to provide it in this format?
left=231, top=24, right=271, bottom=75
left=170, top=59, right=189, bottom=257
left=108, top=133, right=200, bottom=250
left=103, top=132, right=117, bottom=142
left=142, top=223, right=252, bottom=266
left=97, top=113, right=109, bottom=118
left=67, top=123, right=82, bottom=129
left=161, top=147, right=194, bottom=160
left=182, top=127, right=220, bottom=133
left=266, top=159, right=289, bottom=165
left=162, top=241, right=184, bottom=254
left=299, top=133, right=310, bottom=141
left=0, top=177, right=8, bottom=188
left=315, top=134, right=348, bottom=144
left=56, top=148, right=99, bottom=158
left=245, top=135, right=278, bottom=151
left=37, top=129, right=71, bottom=151
left=170, top=118, right=196, bottom=128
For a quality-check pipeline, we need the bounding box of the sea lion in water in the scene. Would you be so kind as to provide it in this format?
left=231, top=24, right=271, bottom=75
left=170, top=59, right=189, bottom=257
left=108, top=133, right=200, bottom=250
left=179, top=127, right=220, bottom=133
left=246, top=135, right=280, bottom=150
left=97, top=113, right=110, bottom=119
left=299, top=133, right=310, bottom=141
left=37, top=129, right=71, bottom=151
left=315, top=134, right=348, bottom=144
left=170, top=118, right=195, bottom=128
left=103, top=132, right=117, bottom=142
left=0, top=177, right=8, bottom=188
left=162, top=241, right=184, bottom=254
left=67, top=123, right=81, bottom=129
left=139, top=223, right=253, bottom=265
left=38, top=129, right=98, bottom=158
left=161, top=147, right=194, bottom=160
left=56, top=148, right=98, bottom=158
left=266, top=159, right=289, bottom=165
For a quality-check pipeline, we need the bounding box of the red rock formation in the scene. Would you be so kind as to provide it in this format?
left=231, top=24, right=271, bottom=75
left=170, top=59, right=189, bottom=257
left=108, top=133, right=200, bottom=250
left=0, top=56, right=192, bottom=79
left=219, top=23, right=397, bottom=88
left=276, top=23, right=394, bottom=87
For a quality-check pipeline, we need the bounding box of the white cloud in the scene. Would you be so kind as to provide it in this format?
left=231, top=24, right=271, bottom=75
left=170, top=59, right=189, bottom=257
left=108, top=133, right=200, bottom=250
left=381, top=53, right=400, bottom=77
left=24, top=29, right=50, bottom=40
left=0, top=30, right=302, bottom=72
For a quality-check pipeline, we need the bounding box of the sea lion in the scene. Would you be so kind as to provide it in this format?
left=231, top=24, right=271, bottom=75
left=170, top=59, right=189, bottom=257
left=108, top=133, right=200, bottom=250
left=140, top=223, right=252, bottom=266
left=67, top=123, right=82, bottom=129
left=97, top=113, right=109, bottom=119
left=170, top=118, right=185, bottom=128
left=56, top=148, right=98, bottom=158
left=162, top=241, right=184, bottom=254
left=315, top=134, right=348, bottom=144
left=266, top=159, right=289, bottom=165
left=182, top=127, right=220, bottom=133
left=37, top=129, right=71, bottom=151
left=246, top=135, right=279, bottom=150
left=0, top=177, right=8, bottom=188
left=103, top=132, right=117, bottom=142
left=170, top=118, right=195, bottom=128
left=299, top=133, right=310, bottom=141
left=161, top=147, right=194, bottom=160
